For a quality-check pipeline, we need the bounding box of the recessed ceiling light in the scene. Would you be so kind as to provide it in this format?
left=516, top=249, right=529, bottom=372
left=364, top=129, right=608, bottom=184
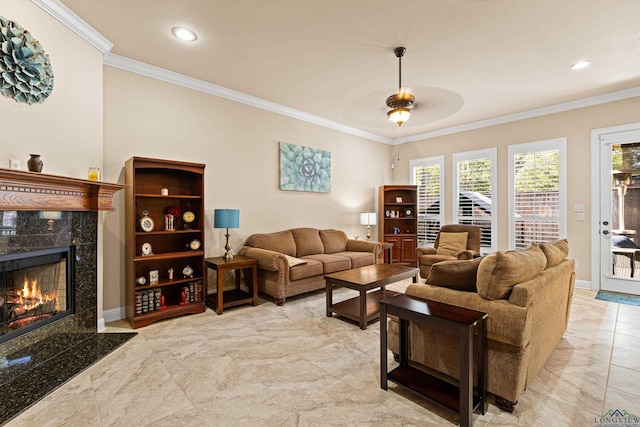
left=172, top=27, right=197, bottom=42
left=570, top=60, right=591, bottom=70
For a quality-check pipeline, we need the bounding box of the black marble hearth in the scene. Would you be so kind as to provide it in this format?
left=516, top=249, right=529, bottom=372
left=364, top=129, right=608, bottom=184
left=0, top=209, right=135, bottom=424
left=0, top=332, right=135, bottom=424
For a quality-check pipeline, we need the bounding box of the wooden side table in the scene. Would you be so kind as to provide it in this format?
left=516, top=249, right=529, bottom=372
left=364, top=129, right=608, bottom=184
left=205, top=255, right=258, bottom=314
left=380, top=242, right=393, bottom=264
left=380, top=293, right=487, bottom=427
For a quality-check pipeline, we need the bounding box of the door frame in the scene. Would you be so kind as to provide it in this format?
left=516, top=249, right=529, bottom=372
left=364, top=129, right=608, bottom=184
left=591, top=122, right=640, bottom=291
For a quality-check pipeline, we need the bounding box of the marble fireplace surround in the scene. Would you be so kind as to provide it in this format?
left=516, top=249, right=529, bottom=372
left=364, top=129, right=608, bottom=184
left=0, top=169, right=134, bottom=424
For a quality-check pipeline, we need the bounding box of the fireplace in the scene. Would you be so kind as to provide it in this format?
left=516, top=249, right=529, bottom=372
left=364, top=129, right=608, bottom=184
left=0, top=246, right=74, bottom=345
left=0, top=169, right=132, bottom=424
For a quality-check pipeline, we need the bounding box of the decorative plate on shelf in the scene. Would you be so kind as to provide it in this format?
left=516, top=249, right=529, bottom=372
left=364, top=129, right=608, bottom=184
left=404, top=208, right=413, bottom=217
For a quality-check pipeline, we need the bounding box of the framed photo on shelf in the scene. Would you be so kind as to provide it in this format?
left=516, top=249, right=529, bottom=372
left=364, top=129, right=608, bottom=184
left=395, top=197, right=403, bottom=203
left=149, top=269, right=159, bottom=284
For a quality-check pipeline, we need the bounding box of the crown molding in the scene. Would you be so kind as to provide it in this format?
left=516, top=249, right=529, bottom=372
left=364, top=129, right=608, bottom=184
left=104, top=54, right=392, bottom=144
left=397, top=86, right=640, bottom=144
left=31, top=0, right=113, bottom=54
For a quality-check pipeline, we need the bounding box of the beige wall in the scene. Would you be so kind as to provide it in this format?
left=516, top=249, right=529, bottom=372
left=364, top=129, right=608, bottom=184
left=394, top=97, right=640, bottom=284
left=102, top=67, right=391, bottom=311
left=0, top=1, right=103, bottom=175
left=0, top=1, right=106, bottom=320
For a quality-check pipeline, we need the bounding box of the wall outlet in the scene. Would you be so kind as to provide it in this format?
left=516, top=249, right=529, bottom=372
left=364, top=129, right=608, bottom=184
left=9, top=159, right=20, bottom=170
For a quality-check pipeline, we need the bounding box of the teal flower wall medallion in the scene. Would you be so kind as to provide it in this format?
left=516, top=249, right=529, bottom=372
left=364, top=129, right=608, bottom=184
left=0, top=16, right=54, bottom=104
left=280, top=142, right=331, bottom=193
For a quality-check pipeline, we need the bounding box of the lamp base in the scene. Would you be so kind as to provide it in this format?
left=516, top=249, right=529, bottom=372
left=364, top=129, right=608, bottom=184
left=366, top=225, right=371, bottom=241
left=223, top=229, right=234, bottom=261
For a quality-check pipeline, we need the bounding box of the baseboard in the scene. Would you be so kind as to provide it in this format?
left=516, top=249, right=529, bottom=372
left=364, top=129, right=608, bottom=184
left=102, top=306, right=126, bottom=324
left=575, top=279, right=592, bottom=290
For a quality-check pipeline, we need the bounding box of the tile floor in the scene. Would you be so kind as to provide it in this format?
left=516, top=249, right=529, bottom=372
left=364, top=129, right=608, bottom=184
left=6, top=283, right=640, bottom=426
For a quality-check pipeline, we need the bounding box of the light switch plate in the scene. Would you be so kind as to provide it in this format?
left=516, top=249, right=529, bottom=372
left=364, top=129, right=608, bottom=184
left=9, top=159, right=20, bottom=170
left=574, top=204, right=585, bottom=212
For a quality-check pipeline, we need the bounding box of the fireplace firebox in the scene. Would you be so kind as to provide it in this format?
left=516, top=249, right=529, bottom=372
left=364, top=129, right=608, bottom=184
left=0, top=247, right=74, bottom=345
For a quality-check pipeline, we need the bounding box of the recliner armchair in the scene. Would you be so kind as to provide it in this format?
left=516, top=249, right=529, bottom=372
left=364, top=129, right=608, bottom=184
left=417, top=224, right=482, bottom=280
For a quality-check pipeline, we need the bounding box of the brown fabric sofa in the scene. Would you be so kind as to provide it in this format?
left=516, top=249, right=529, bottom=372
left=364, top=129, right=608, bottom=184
left=388, top=239, right=575, bottom=412
left=238, top=228, right=381, bottom=305
left=416, top=224, right=482, bottom=280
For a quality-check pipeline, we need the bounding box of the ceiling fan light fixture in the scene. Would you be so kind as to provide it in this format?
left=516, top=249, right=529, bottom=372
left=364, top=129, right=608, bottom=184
left=386, top=47, right=415, bottom=126
left=387, top=107, right=412, bottom=126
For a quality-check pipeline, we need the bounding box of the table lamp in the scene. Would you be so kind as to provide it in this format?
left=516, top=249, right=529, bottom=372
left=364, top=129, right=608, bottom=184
left=359, top=212, right=377, bottom=241
left=214, top=209, right=240, bottom=261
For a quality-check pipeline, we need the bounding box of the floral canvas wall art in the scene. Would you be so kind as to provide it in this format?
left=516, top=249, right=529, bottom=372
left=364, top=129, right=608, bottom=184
left=280, top=142, right=331, bottom=193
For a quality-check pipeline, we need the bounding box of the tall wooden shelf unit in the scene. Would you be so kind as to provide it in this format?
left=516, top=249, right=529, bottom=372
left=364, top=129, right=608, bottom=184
left=125, top=157, right=206, bottom=328
left=379, top=185, right=418, bottom=266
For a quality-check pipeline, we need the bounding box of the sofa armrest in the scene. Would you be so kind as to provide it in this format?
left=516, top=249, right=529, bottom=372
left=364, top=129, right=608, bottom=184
left=455, top=249, right=479, bottom=260
left=404, top=283, right=531, bottom=348
left=346, top=239, right=381, bottom=257
left=237, top=246, right=288, bottom=272
left=417, top=247, right=437, bottom=258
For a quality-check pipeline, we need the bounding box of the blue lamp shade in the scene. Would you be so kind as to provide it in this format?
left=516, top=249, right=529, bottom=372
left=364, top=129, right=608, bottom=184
left=359, top=212, right=377, bottom=226
left=214, top=209, right=240, bottom=229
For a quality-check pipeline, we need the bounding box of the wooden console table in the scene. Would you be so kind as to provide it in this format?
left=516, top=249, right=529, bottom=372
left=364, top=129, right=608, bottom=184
left=380, top=293, right=487, bottom=427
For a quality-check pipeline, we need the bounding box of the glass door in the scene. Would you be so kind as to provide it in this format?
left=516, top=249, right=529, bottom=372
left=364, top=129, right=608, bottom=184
left=599, top=128, right=640, bottom=295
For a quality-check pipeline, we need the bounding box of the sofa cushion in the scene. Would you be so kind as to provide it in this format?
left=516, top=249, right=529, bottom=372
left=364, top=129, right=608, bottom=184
left=246, top=230, right=296, bottom=257
left=426, top=257, right=483, bottom=292
left=539, top=239, right=569, bottom=267
left=284, top=255, right=308, bottom=267
left=320, top=229, right=348, bottom=254
left=289, top=258, right=323, bottom=281
left=476, top=245, right=547, bottom=300
left=303, top=254, right=351, bottom=273
left=292, top=228, right=324, bottom=257
left=436, top=232, right=469, bottom=256
left=334, top=251, right=374, bottom=268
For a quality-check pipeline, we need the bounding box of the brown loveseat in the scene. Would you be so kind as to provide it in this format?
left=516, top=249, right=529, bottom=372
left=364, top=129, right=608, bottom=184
left=388, top=239, right=575, bottom=412
left=238, top=228, right=381, bottom=305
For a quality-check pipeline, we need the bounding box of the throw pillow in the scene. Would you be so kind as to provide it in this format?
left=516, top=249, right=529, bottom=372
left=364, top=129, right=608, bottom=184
left=476, top=245, right=547, bottom=300
left=291, top=228, right=324, bottom=257
left=247, top=230, right=296, bottom=257
left=284, top=255, right=308, bottom=267
left=539, top=239, right=569, bottom=267
left=426, top=257, right=483, bottom=292
left=436, top=232, right=469, bottom=256
left=320, top=229, right=348, bottom=254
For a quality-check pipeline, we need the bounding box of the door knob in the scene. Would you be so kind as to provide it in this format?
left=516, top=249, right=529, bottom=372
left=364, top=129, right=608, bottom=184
left=603, top=230, right=610, bottom=235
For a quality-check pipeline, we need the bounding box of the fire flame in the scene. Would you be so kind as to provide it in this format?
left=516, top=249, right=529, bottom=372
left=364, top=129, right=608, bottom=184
left=18, top=275, right=55, bottom=310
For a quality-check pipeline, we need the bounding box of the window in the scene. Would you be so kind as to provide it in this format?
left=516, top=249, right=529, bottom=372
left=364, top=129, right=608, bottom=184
left=410, top=156, right=444, bottom=247
left=508, top=138, right=566, bottom=249
left=453, top=149, right=497, bottom=253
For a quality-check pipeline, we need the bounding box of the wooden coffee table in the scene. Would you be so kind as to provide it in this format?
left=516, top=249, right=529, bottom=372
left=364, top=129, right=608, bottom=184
left=325, top=264, right=419, bottom=329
